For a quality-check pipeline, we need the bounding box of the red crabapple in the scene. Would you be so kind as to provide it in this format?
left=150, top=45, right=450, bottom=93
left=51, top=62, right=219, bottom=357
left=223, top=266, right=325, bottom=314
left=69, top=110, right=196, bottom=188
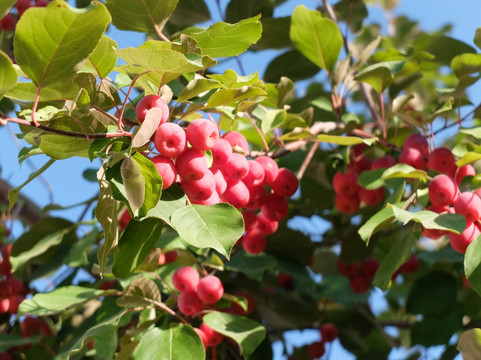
left=118, top=208, right=131, bottom=231
left=359, top=187, right=384, bottom=206
left=135, top=95, right=169, bottom=124
left=191, top=191, right=220, bottom=205
left=449, top=221, right=480, bottom=253
left=211, top=138, right=233, bottom=169
left=349, top=275, right=370, bottom=294
left=454, top=191, right=481, bottom=223
left=361, top=258, right=380, bottom=280
left=221, top=180, right=250, bottom=209
left=271, top=168, right=299, bottom=197
left=256, top=213, right=278, bottom=235
left=260, top=194, right=289, bottom=221
left=337, top=259, right=360, bottom=277
left=197, top=276, right=224, bottom=304
left=307, top=341, right=325, bottom=359
left=223, top=131, right=249, bottom=154
left=177, top=291, right=203, bottom=315
left=398, top=148, right=426, bottom=170
left=212, top=168, right=227, bottom=195
left=335, top=194, right=360, bottom=214
left=255, top=156, right=279, bottom=186
left=332, top=170, right=359, bottom=196
left=222, top=153, right=249, bottom=181
left=245, top=185, right=267, bottom=210
left=0, top=14, right=16, bottom=31
left=153, top=122, right=186, bottom=159
left=195, top=328, right=208, bottom=349
left=200, top=322, right=224, bottom=347
left=186, top=118, right=219, bottom=151
left=399, top=255, right=419, bottom=274
left=172, top=266, right=199, bottom=293
left=455, top=164, right=476, bottom=184
left=428, top=147, right=456, bottom=174
left=320, top=322, right=338, bottom=342
left=243, top=160, right=265, bottom=187
left=15, top=0, right=31, bottom=15
left=242, top=211, right=258, bottom=231
left=403, top=133, right=429, bottom=157
left=371, top=155, right=396, bottom=170
left=175, top=148, right=208, bottom=181
left=151, top=155, right=176, bottom=190
left=34, top=0, right=48, bottom=6
left=181, top=170, right=216, bottom=202
left=428, top=174, right=458, bottom=207
left=242, top=229, right=267, bottom=255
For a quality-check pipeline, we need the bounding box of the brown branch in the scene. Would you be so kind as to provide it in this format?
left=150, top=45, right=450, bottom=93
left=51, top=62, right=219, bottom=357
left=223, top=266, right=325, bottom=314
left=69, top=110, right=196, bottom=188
left=1, top=117, right=131, bottom=139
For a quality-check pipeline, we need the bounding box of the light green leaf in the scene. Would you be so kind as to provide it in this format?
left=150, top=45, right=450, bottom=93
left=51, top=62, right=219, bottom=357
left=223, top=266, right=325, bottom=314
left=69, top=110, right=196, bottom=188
left=456, top=152, right=481, bottom=167
left=96, top=166, right=119, bottom=273
left=358, top=206, right=395, bottom=243
left=208, top=69, right=260, bottom=88
left=5, top=81, right=80, bottom=102
left=121, top=157, right=145, bottom=212
left=290, top=5, right=343, bottom=72
left=178, top=77, right=224, bottom=102
left=451, top=53, right=481, bottom=78
left=105, top=0, right=178, bottom=34
left=204, top=311, right=266, bottom=358
left=373, top=234, right=416, bottom=290
left=14, top=0, right=111, bottom=87
left=18, top=286, right=104, bottom=316
left=389, top=204, right=466, bottom=234
left=317, top=134, right=378, bottom=146
left=0, top=50, right=17, bottom=100
left=464, top=234, right=481, bottom=297
left=354, top=60, right=406, bottom=93
left=207, top=86, right=266, bottom=108
left=112, top=218, right=163, bottom=278
left=460, top=126, right=481, bottom=139
left=81, top=35, right=118, bottom=78
left=190, top=15, right=262, bottom=58
left=132, top=325, right=204, bottom=360
left=65, top=228, right=99, bottom=267
left=262, top=109, right=286, bottom=134
left=144, top=184, right=187, bottom=227
left=170, top=203, right=244, bottom=259
left=359, top=164, right=427, bottom=190
left=0, top=0, right=15, bottom=19
left=18, top=146, right=43, bottom=166
left=457, top=329, right=481, bottom=360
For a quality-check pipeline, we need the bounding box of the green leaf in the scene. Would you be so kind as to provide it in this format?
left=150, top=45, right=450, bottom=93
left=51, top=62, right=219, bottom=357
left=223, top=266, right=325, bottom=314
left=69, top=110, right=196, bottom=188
left=203, top=311, right=266, bottom=358
left=117, top=277, right=161, bottom=308
left=262, top=109, right=286, bottom=134
left=132, top=107, right=163, bottom=149
left=458, top=329, right=481, bottom=360
left=57, top=308, right=127, bottom=360
left=169, top=0, right=210, bottom=27
left=113, top=218, right=163, bottom=278
left=170, top=203, right=244, bottom=259
left=105, top=0, right=178, bottom=34
left=0, top=50, right=17, bottom=100
left=121, top=157, right=145, bottom=213
left=451, top=53, right=481, bottom=78
left=317, top=134, right=378, bottom=146
left=190, top=15, right=262, bottom=58
left=14, top=0, right=111, bottom=87
left=209, top=69, right=260, bottom=88
left=207, top=86, right=266, bottom=108
left=0, top=0, right=15, bottom=18
left=0, top=334, right=39, bottom=352
left=289, top=5, right=343, bottom=72
left=358, top=206, right=395, bottom=243
left=132, top=324, right=204, bottom=360
left=475, top=27, right=481, bottom=50
left=254, top=16, right=292, bottom=50
left=460, top=126, right=481, bottom=139
left=18, top=286, right=104, bottom=316
left=264, top=50, right=320, bottom=83
left=354, top=60, right=406, bottom=93
left=5, top=81, right=80, bottom=102
left=359, top=164, right=427, bottom=189
left=406, top=271, right=458, bottom=316
left=464, top=233, right=481, bottom=297
left=225, top=0, right=273, bottom=23
left=81, top=35, right=118, bottom=78
left=65, top=228, right=98, bottom=267
left=389, top=204, right=466, bottom=234
left=144, top=184, right=187, bottom=227
left=456, top=152, right=481, bottom=167
left=373, top=234, right=416, bottom=290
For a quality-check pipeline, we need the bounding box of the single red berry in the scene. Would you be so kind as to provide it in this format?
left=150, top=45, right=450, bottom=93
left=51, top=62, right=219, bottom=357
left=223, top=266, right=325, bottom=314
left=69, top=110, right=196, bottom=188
left=403, top=133, right=429, bottom=157
left=177, top=291, right=203, bottom=315
left=200, top=322, right=224, bottom=347
left=243, top=160, right=265, bottom=187
left=212, top=168, right=227, bottom=195
left=172, top=266, right=199, bottom=293
left=320, top=322, right=338, bottom=342
left=197, top=275, right=224, bottom=304
left=271, top=168, right=299, bottom=197
left=307, top=341, right=325, bottom=359
left=21, top=317, right=41, bottom=337
left=164, top=250, right=178, bottom=263
left=245, top=185, right=267, bottom=210
left=242, top=229, right=267, bottom=255
left=151, top=155, right=177, bottom=190
left=359, top=186, right=384, bottom=206
left=195, top=328, right=208, bottom=349
left=399, top=255, right=419, bottom=274
left=222, top=153, right=250, bottom=181
left=449, top=221, right=480, bottom=254
left=337, top=259, right=361, bottom=277
left=34, top=0, right=49, bottom=6
left=428, top=147, right=456, bottom=174
left=371, top=155, right=396, bottom=170
left=211, top=138, right=233, bottom=169
left=349, top=275, right=370, bottom=294
left=398, top=147, right=426, bottom=170
left=332, top=170, right=359, bottom=196
left=223, top=131, right=249, bottom=154
left=15, top=0, right=31, bottom=15
left=153, top=122, right=187, bottom=159
left=454, top=191, right=481, bottom=223
left=135, top=95, right=169, bottom=124
left=455, top=164, right=476, bottom=184
left=0, top=14, right=16, bottom=31
left=361, top=258, right=380, bottom=280
left=186, top=118, right=219, bottom=151
left=221, top=180, right=250, bottom=209
left=335, top=194, right=360, bottom=214
left=181, top=170, right=216, bottom=202
left=260, top=194, right=289, bottom=221
left=255, top=156, right=279, bottom=186
left=175, top=148, right=208, bottom=181
left=256, top=212, right=278, bottom=235
left=242, top=210, right=258, bottom=232
left=428, top=174, right=458, bottom=207
left=118, top=208, right=131, bottom=231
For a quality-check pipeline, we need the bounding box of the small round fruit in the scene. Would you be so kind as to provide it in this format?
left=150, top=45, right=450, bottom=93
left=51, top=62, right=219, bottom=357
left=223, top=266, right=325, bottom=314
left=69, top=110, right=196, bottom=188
left=349, top=275, right=370, bottom=294
left=260, top=194, right=289, bottom=221
left=172, top=266, right=199, bottom=293
left=175, top=148, right=208, bottom=181
left=186, top=118, right=219, bottom=151
left=135, top=95, right=169, bottom=124
left=320, top=322, right=338, bottom=342
left=307, top=341, right=325, bottom=359
left=428, top=147, right=456, bottom=174
left=177, top=291, right=203, bottom=315
left=153, top=122, right=187, bottom=159
left=332, top=170, right=359, bottom=196
left=200, top=322, right=224, bottom=347
left=242, top=229, right=267, bottom=255
left=197, top=275, right=224, bottom=304
left=255, top=156, right=279, bottom=186
left=223, top=131, right=249, bottom=154
left=271, top=168, right=299, bottom=197
left=453, top=191, right=481, bottom=223
left=428, top=174, right=458, bottom=207
left=151, top=155, right=177, bottom=190
left=335, top=194, right=360, bottom=214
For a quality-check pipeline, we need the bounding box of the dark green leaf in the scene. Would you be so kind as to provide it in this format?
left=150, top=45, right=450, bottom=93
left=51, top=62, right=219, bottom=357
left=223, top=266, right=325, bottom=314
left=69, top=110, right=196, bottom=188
left=225, top=0, right=274, bottom=23
left=464, top=233, right=481, bottom=297
left=169, top=0, right=210, bottom=27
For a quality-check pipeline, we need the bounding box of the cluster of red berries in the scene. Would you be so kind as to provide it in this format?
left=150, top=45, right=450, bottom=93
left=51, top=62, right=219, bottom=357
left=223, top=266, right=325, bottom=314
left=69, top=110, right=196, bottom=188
left=0, top=0, right=48, bottom=32
left=134, top=95, right=299, bottom=254
left=304, top=323, right=338, bottom=359
left=0, top=244, right=28, bottom=315
left=20, top=316, right=54, bottom=338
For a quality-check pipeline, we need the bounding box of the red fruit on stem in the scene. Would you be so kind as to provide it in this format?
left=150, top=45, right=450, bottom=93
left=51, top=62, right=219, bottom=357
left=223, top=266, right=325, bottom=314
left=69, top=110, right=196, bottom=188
left=172, top=266, right=199, bottom=293
left=175, top=148, right=208, bottom=181
left=197, top=275, right=224, bottom=304
left=0, top=298, right=9, bottom=313
left=256, top=212, right=278, bottom=235
left=200, top=322, right=224, bottom=347
left=320, top=322, right=338, bottom=342
left=212, top=168, right=227, bottom=195
left=428, top=174, right=458, bottom=207
left=455, top=164, right=476, bottom=184
left=9, top=294, right=23, bottom=314
left=242, top=210, right=258, bottom=232
left=349, top=275, right=370, bottom=294
left=211, top=138, right=233, bottom=169
left=260, top=194, right=289, bottom=221
left=332, top=170, right=359, bottom=196
left=255, top=156, right=279, bottom=186
left=186, top=118, right=219, bottom=151
left=151, top=155, right=177, bottom=190
left=337, top=259, right=361, bottom=277
left=449, top=221, right=480, bottom=254
left=221, top=180, right=250, bottom=209
left=359, top=186, right=384, bottom=206
left=243, top=160, right=265, bottom=187
left=181, top=170, right=216, bottom=202
left=153, top=122, right=187, bottom=159
left=223, top=131, right=249, bottom=154
left=135, top=95, right=169, bottom=124
left=398, top=148, right=426, bottom=170
left=118, top=208, right=131, bottom=231
left=371, top=155, right=396, bottom=170
left=307, top=341, right=325, bottom=359
left=242, top=229, right=267, bottom=255
left=222, top=153, right=249, bottom=181
left=195, top=328, right=208, bottom=349
left=0, top=14, right=16, bottom=31
left=403, top=133, right=429, bottom=157
left=399, top=255, right=419, bottom=274
left=361, top=258, right=380, bottom=280
left=271, top=168, right=299, bottom=197
left=335, top=194, right=360, bottom=214
left=453, top=191, right=481, bottom=223
left=177, top=291, right=203, bottom=315
left=245, top=185, right=267, bottom=210
left=428, top=147, right=456, bottom=174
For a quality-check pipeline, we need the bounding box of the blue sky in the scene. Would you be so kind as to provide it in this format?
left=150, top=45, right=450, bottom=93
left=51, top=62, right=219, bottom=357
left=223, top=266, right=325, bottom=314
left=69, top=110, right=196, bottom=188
left=1, top=0, right=480, bottom=359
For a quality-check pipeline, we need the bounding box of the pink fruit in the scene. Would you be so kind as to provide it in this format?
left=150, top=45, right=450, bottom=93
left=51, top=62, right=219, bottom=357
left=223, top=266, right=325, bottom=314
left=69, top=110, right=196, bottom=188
left=335, top=194, right=360, bottom=214
left=449, top=221, right=480, bottom=253
left=242, top=211, right=258, bottom=231
left=186, top=118, right=219, bottom=151
left=242, top=229, right=267, bottom=255
left=428, top=147, right=456, bottom=174
left=245, top=185, right=267, bottom=210
left=398, top=148, right=426, bottom=170
left=212, top=168, right=227, bottom=195
left=151, top=155, right=177, bottom=190
left=172, top=266, right=199, bottom=293
left=175, top=148, right=208, bottom=181
left=361, top=258, right=380, bottom=280
left=223, top=131, right=249, bottom=154
left=200, top=322, right=224, bottom=347
left=153, top=122, right=187, bottom=159
left=359, top=187, right=384, bottom=206
left=135, top=95, right=169, bottom=124
left=455, top=164, right=476, bottom=184
left=403, top=133, right=429, bottom=157
left=399, top=255, right=419, bottom=274
left=211, top=138, right=233, bottom=169
left=181, top=170, right=216, bottom=202
left=255, top=156, right=279, bottom=186
left=256, top=213, right=278, bottom=235
left=177, top=291, right=203, bottom=315
left=197, top=276, right=224, bottom=304
left=221, top=180, right=250, bottom=209
left=243, top=160, right=265, bottom=187
left=428, top=174, right=458, bottom=207
left=260, top=194, right=289, bottom=221
left=349, top=275, right=370, bottom=294
left=271, top=168, right=299, bottom=197
left=454, top=191, right=481, bottom=223
left=15, top=0, right=31, bottom=15
left=332, top=170, right=359, bottom=196
left=371, top=155, right=396, bottom=169
left=222, top=153, right=249, bottom=181
left=320, top=322, right=338, bottom=342
left=195, top=328, right=208, bottom=349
